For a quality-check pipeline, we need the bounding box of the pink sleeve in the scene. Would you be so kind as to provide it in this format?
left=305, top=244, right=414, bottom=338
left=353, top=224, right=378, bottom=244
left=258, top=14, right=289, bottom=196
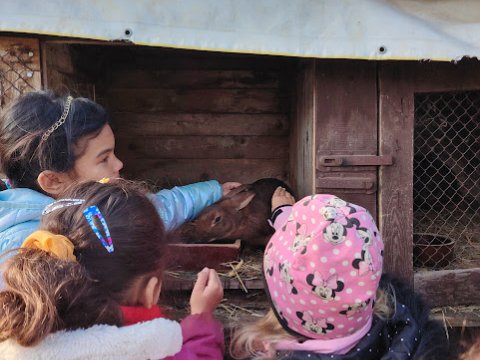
left=172, top=313, right=224, bottom=360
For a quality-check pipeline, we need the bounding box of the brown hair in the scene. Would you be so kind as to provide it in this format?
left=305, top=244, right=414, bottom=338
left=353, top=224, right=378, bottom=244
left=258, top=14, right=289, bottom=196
left=0, top=179, right=167, bottom=346
left=229, top=288, right=395, bottom=359
left=0, top=90, right=109, bottom=192
left=458, top=332, right=480, bottom=360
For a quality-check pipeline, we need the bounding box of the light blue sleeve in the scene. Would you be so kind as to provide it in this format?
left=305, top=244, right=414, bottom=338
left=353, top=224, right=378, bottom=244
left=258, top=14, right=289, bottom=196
left=0, top=220, right=40, bottom=263
left=149, top=180, right=223, bottom=232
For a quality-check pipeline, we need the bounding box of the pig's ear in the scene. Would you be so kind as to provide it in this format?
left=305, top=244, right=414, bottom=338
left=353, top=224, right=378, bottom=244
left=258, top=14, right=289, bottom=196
left=225, top=184, right=248, bottom=198
left=234, top=191, right=256, bottom=210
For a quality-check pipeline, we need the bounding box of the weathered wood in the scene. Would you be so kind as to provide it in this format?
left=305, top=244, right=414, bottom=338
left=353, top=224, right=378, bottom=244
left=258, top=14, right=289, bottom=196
left=168, top=240, right=241, bottom=271
left=414, top=268, right=480, bottom=307
left=378, top=62, right=415, bottom=285
left=408, top=58, right=480, bottom=92
left=122, top=159, right=287, bottom=187
left=164, top=275, right=265, bottom=291
left=431, top=307, right=480, bottom=327
left=106, top=88, right=288, bottom=113
left=116, top=135, right=288, bottom=159
left=108, top=69, right=282, bottom=89
left=42, top=42, right=95, bottom=98
left=314, top=59, right=378, bottom=218
left=112, top=113, right=289, bottom=136
left=105, top=46, right=296, bottom=71
left=316, top=172, right=377, bottom=191
left=290, top=59, right=316, bottom=198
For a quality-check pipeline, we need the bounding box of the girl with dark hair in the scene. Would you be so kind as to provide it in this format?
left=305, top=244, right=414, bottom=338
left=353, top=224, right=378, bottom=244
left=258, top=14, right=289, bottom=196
left=0, top=179, right=224, bottom=359
left=0, top=90, right=239, bottom=257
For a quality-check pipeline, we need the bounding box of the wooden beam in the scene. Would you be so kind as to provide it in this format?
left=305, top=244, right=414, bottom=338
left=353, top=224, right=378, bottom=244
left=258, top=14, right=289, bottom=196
left=415, top=268, right=480, bottom=307
left=290, top=59, right=316, bottom=198
left=164, top=275, right=264, bottom=292
left=431, top=306, right=480, bottom=328
left=378, top=62, right=415, bottom=285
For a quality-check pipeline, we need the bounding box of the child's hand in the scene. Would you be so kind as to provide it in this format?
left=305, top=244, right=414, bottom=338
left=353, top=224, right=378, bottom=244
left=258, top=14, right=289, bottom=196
left=190, top=268, right=224, bottom=315
left=221, top=182, right=242, bottom=196
left=271, top=186, right=295, bottom=211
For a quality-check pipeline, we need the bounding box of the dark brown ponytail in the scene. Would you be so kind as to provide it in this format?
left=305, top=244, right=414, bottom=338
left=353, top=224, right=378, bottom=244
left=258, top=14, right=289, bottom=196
left=0, top=179, right=166, bottom=346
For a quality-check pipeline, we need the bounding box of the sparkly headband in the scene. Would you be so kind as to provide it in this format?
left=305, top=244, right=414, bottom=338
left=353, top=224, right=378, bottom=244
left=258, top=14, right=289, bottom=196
left=42, top=198, right=86, bottom=215
left=41, top=96, right=74, bottom=142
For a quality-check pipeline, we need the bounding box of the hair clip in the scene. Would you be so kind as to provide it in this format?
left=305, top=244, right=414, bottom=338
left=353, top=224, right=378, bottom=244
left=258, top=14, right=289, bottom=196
left=83, top=205, right=114, bottom=253
left=4, top=178, right=12, bottom=189
left=42, top=198, right=86, bottom=215
left=98, top=177, right=110, bottom=184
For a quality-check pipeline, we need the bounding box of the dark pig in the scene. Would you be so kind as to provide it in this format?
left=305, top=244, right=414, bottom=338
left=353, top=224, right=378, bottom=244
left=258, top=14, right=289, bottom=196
left=177, top=178, right=294, bottom=246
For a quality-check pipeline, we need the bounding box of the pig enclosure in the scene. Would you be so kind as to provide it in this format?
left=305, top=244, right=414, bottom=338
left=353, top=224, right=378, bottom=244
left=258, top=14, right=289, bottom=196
left=0, top=37, right=479, bottom=326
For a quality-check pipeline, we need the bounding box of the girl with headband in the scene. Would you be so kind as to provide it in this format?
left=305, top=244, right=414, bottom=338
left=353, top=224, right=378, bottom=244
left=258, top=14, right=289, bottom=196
left=0, top=90, right=239, bottom=258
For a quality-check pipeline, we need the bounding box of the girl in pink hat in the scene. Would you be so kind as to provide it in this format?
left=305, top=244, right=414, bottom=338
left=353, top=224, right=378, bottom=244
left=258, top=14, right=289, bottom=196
left=230, top=188, right=448, bottom=360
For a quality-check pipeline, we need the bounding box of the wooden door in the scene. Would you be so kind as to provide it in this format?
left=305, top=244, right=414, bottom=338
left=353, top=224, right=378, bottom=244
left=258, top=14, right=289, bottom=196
left=314, top=60, right=380, bottom=221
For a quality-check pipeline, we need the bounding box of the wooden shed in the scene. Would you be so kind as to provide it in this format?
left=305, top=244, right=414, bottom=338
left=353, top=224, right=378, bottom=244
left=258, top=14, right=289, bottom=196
left=0, top=0, right=479, bottom=328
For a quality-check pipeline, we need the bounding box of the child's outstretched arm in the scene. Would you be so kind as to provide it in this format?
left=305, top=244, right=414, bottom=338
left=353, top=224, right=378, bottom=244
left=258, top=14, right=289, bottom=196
left=150, top=181, right=241, bottom=232
left=173, top=268, right=225, bottom=360
left=270, top=186, right=295, bottom=230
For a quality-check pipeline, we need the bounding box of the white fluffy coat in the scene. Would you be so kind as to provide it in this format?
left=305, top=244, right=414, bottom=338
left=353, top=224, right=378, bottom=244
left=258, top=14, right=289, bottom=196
left=0, top=317, right=182, bottom=360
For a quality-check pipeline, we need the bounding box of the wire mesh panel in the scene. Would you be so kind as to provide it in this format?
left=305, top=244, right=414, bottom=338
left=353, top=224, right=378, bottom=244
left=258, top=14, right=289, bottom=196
left=0, top=37, right=41, bottom=109
left=414, top=91, right=480, bottom=270
left=0, top=37, right=41, bottom=180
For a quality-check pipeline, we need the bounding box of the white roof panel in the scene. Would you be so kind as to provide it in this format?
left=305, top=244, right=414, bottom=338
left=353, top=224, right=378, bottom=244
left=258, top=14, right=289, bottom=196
left=0, top=0, right=479, bottom=61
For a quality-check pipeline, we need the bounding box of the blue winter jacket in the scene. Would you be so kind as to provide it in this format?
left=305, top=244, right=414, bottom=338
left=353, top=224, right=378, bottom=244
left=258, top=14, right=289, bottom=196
left=0, top=180, right=222, bottom=263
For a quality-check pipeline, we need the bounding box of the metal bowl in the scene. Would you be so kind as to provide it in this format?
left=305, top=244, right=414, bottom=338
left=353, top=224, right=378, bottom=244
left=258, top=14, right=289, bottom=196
left=413, top=233, right=455, bottom=268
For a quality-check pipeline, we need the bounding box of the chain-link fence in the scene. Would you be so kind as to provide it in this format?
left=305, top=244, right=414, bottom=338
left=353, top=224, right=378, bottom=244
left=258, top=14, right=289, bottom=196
left=0, top=39, right=40, bottom=180
left=413, top=91, right=480, bottom=270
left=0, top=41, right=38, bottom=108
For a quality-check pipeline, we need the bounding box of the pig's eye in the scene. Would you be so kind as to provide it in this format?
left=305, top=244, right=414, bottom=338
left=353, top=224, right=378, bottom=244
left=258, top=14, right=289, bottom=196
left=213, top=216, right=222, bottom=224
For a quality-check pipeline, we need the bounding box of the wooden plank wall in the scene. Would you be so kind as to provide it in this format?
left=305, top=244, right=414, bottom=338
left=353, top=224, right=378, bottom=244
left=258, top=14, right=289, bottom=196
left=42, top=43, right=96, bottom=99
left=98, top=47, right=295, bottom=188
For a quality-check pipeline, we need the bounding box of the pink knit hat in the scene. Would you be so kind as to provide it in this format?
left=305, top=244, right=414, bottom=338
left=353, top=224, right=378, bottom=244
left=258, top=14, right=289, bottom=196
left=264, top=194, right=384, bottom=341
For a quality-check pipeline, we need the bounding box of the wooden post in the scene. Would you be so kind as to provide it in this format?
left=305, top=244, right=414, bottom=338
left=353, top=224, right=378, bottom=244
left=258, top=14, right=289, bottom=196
left=378, top=61, right=415, bottom=285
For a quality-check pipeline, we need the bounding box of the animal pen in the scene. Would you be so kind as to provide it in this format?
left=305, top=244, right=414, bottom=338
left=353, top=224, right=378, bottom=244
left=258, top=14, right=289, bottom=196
left=0, top=0, right=479, bottom=334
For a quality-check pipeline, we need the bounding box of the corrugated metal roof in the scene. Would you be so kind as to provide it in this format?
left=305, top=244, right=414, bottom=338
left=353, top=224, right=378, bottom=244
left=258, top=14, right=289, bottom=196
left=1, top=0, right=480, bottom=61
